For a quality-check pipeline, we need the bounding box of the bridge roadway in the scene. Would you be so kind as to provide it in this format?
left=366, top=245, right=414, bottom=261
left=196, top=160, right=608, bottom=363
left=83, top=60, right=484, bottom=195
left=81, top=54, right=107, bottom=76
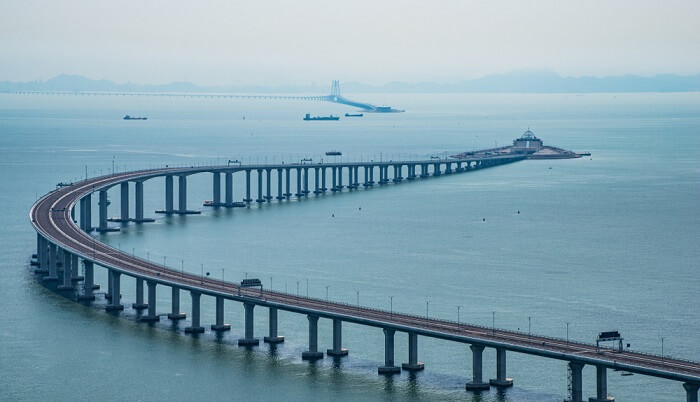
left=30, top=159, right=700, bottom=401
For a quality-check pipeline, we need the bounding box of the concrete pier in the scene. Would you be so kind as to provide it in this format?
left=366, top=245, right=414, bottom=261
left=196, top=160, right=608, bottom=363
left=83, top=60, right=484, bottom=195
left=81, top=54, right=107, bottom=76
left=348, top=166, right=354, bottom=189
left=402, top=332, right=425, bottom=371
left=82, top=193, right=92, bottom=231
left=173, top=175, right=200, bottom=214
left=303, top=167, right=309, bottom=195
left=70, top=253, right=83, bottom=282
left=321, top=167, right=327, bottom=192
left=256, top=169, right=265, bottom=203
left=326, top=318, right=348, bottom=357
left=225, top=172, right=234, bottom=205
left=57, top=249, right=74, bottom=290
left=244, top=170, right=252, bottom=203
left=295, top=168, right=302, bottom=197
left=569, top=362, right=585, bottom=402
left=276, top=168, right=285, bottom=200
left=132, top=278, right=148, bottom=309
left=378, top=328, right=401, bottom=374
left=167, top=287, right=186, bottom=320
left=132, top=181, right=153, bottom=222
left=684, top=383, right=699, bottom=402
left=284, top=168, right=292, bottom=198
left=212, top=172, right=221, bottom=205
left=313, top=167, right=321, bottom=194
left=337, top=167, right=344, bottom=189
left=265, top=169, right=273, bottom=200
left=105, top=271, right=124, bottom=311
left=140, top=281, right=160, bottom=322
left=97, top=190, right=118, bottom=231
left=368, top=165, right=375, bottom=185
left=331, top=166, right=338, bottom=191
left=433, top=163, right=441, bottom=176
left=465, top=344, right=490, bottom=391
left=43, top=243, right=59, bottom=281
left=264, top=307, right=284, bottom=343
left=184, top=291, right=205, bottom=333
left=238, top=302, right=259, bottom=345
left=211, top=296, right=231, bottom=331
left=120, top=182, right=129, bottom=220
left=302, top=315, right=324, bottom=360
left=489, top=348, right=514, bottom=387
left=589, top=365, right=614, bottom=401
left=78, top=260, right=95, bottom=300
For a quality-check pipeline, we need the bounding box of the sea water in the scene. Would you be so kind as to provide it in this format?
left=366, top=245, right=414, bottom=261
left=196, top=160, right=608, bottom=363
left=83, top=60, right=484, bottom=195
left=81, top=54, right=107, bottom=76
left=0, top=92, right=698, bottom=401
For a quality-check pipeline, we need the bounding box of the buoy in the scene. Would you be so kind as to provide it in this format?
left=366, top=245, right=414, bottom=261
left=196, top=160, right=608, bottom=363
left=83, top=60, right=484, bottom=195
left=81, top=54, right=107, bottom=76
left=517, top=211, right=520, bottom=214
left=482, top=218, right=485, bottom=221
left=358, top=207, right=361, bottom=210
left=332, top=214, right=334, bottom=217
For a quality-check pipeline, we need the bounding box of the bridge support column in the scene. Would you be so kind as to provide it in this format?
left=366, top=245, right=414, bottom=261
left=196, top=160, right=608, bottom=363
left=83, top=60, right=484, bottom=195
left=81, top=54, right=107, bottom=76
left=465, top=344, right=489, bottom=391
left=433, top=163, right=441, bottom=176
left=302, top=315, right=323, bottom=360
left=354, top=166, right=360, bottom=187
left=456, top=162, right=464, bottom=172
left=244, top=170, right=252, bottom=203
left=106, top=269, right=113, bottom=300
left=156, top=175, right=174, bottom=214
left=420, top=164, right=428, bottom=178
left=43, top=243, right=59, bottom=281
left=57, top=249, right=74, bottom=290
left=331, top=167, right=338, bottom=191
left=264, top=307, right=284, bottom=343
left=106, top=271, right=124, bottom=311
left=303, top=168, right=309, bottom=195
left=489, top=348, right=513, bottom=387
left=96, top=190, right=115, bottom=232
left=378, top=328, right=400, bottom=374
left=78, top=260, right=95, bottom=300
left=402, top=332, right=424, bottom=371
left=363, top=165, right=369, bottom=186
left=348, top=166, right=354, bottom=189
left=327, top=318, right=348, bottom=357
left=83, top=193, right=92, bottom=231
left=238, top=302, right=259, bottom=345
left=168, top=288, right=186, bottom=319
left=294, top=168, right=302, bottom=197
left=569, top=362, right=585, bottom=402
left=133, top=181, right=153, bottom=222
left=140, top=281, right=160, bottom=322
left=256, top=169, right=265, bottom=203
left=589, top=365, right=614, bottom=401
left=276, top=169, right=285, bottom=200
left=34, top=234, right=48, bottom=274
left=313, top=167, right=320, bottom=194
left=284, top=168, right=291, bottom=198
left=70, top=253, right=82, bottom=282
left=337, top=167, right=344, bottom=190
left=133, top=278, right=148, bottom=309
left=321, top=167, right=327, bottom=192
left=368, top=165, right=374, bottom=185
left=184, top=292, right=205, bottom=333
left=225, top=172, right=234, bottom=206
left=211, top=296, right=231, bottom=331
left=120, top=182, right=129, bottom=220
left=212, top=172, right=221, bottom=205
left=445, top=162, right=453, bottom=174
left=684, top=383, right=699, bottom=402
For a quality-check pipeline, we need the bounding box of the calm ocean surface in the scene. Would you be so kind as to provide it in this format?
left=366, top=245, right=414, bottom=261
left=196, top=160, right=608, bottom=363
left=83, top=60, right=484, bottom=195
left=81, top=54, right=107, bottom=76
left=0, top=92, right=698, bottom=401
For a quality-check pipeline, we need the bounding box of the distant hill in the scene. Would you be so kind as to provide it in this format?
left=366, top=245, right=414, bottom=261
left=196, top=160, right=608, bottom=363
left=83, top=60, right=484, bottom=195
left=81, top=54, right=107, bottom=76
left=2, top=70, right=699, bottom=94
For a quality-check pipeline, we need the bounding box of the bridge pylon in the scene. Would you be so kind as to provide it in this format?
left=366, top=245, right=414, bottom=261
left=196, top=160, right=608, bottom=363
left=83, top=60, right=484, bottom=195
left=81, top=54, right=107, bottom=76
left=331, top=80, right=341, bottom=98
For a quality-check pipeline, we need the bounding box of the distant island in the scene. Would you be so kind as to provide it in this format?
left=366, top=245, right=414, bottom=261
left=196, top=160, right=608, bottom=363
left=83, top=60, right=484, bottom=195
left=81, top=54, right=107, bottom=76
left=2, top=69, right=699, bottom=94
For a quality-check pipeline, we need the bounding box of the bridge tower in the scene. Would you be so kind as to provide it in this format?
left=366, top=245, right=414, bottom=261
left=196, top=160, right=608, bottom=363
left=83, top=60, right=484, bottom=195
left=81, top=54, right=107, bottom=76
left=331, top=80, right=341, bottom=100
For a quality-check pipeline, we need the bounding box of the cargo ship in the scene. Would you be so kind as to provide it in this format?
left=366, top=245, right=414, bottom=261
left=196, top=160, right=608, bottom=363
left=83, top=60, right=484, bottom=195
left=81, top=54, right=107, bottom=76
left=303, top=113, right=339, bottom=121
left=344, top=113, right=363, bottom=117
left=123, top=115, right=147, bottom=120
left=325, top=150, right=342, bottom=156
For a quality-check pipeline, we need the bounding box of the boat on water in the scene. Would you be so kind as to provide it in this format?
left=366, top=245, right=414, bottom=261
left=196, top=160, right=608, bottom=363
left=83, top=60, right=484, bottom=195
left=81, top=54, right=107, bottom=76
left=123, top=115, right=147, bottom=120
left=303, top=113, right=339, bottom=121
left=344, top=113, right=363, bottom=117
left=325, top=150, right=342, bottom=156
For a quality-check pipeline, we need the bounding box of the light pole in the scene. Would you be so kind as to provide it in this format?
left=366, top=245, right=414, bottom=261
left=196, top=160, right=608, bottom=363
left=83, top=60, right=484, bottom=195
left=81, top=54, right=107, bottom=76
left=296, top=281, right=299, bottom=296
left=492, top=311, right=496, bottom=334
left=245, top=271, right=248, bottom=279
left=426, top=301, right=431, bottom=318
left=132, top=247, right=135, bottom=257
left=325, top=285, right=329, bottom=301
left=390, top=296, right=394, bottom=316
left=146, top=251, right=150, bottom=261
left=356, top=291, right=359, bottom=307
left=200, top=264, right=204, bottom=280
left=528, top=316, right=532, bottom=337
left=221, top=268, right=225, bottom=283
left=163, top=256, right=166, bottom=267
left=457, top=305, right=461, bottom=324
left=269, top=276, right=273, bottom=290
left=306, top=278, right=309, bottom=298
left=566, top=322, right=570, bottom=344
left=181, top=259, right=184, bottom=278
left=661, top=337, right=665, bottom=364
left=112, top=156, right=115, bottom=175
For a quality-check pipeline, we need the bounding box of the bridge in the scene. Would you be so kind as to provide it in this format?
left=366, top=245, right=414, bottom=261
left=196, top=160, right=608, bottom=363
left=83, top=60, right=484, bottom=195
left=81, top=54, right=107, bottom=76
left=29, top=156, right=699, bottom=402
left=1, top=81, right=401, bottom=113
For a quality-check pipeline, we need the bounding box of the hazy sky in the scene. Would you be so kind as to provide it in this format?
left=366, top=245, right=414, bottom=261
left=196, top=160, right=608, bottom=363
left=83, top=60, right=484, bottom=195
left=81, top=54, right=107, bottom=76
left=1, top=0, right=698, bottom=85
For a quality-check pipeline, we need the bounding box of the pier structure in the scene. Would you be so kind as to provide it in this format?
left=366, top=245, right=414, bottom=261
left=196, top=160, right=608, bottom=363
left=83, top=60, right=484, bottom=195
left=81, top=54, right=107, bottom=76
left=29, top=155, right=699, bottom=401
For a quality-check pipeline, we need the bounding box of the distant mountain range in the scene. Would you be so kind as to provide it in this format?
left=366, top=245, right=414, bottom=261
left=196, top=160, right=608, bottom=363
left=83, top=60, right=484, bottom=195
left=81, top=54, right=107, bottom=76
left=2, top=70, right=699, bottom=94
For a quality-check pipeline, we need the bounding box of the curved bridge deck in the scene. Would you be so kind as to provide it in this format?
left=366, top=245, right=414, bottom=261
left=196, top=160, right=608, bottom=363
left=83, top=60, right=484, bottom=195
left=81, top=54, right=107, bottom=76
left=29, top=157, right=700, bottom=400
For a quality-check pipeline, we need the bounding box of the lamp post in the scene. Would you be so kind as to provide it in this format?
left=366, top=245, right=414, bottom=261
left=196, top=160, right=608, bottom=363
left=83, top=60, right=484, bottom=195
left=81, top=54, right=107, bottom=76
left=221, top=268, right=225, bottom=283
left=181, top=259, right=184, bottom=278
left=528, top=316, right=531, bottom=337
left=661, top=337, right=665, bottom=364
left=566, top=322, right=570, bottom=344
left=457, top=305, right=461, bottom=324
left=426, top=301, right=431, bottom=319
left=306, top=278, right=309, bottom=298
left=200, top=264, right=204, bottom=280
left=390, top=296, right=394, bottom=316
left=296, top=281, right=299, bottom=296
left=163, top=256, right=166, bottom=267
left=146, top=251, right=150, bottom=261
left=356, top=291, right=359, bottom=307
left=492, top=311, right=495, bottom=334
left=325, top=285, right=329, bottom=301
left=269, top=276, right=273, bottom=290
